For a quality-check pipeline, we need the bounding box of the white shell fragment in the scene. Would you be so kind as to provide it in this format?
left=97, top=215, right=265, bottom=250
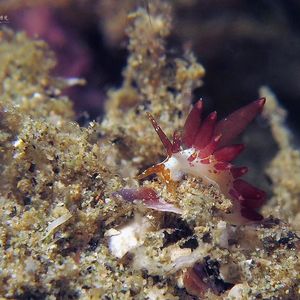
left=43, top=211, right=72, bottom=240
left=108, top=213, right=151, bottom=258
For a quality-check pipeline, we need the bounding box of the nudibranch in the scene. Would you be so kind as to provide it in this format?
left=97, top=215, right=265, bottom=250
left=138, top=98, right=267, bottom=223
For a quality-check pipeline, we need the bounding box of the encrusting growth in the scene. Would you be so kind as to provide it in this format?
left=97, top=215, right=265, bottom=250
left=139, top=98, right=266, bottom=223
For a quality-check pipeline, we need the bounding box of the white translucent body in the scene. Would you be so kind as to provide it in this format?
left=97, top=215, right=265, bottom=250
left=163, top=148, right=246, bottom=224
left=163, top=148, right=233, bottom=194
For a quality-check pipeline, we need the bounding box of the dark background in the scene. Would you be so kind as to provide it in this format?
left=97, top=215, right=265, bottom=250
left=6, top=0, right=300, bottom=134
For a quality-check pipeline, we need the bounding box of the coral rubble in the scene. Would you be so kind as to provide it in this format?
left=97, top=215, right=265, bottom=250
left=260, top=86, right=300, bottom=230
left=0, top=1, right=300, bottom=300
left=101, top=0, right=205, bottom=177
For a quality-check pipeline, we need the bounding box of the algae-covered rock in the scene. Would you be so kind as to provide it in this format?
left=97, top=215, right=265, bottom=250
left=0, top=28, right=132, bottom=298
left=0, top=1, right=300, bottom=299
left=101, top=1, right=205, bottom=177
left=260, top=86, right=300, bottom=230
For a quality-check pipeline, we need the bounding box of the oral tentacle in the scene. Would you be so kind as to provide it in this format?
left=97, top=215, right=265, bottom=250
left=146, top=112, right=173, bottom=155
left=137, top=163, right=165, bottom=180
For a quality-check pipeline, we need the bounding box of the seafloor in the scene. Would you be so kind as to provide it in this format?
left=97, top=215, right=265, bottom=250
left=0, top=1, right=300, bottom=299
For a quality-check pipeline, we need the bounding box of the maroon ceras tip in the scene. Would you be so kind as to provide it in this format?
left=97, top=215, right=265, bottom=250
left=182, top=99, right=203, bottom=147
left=193, top=111, right=218, bottom=149
left=214, top=97, right=266, bottom=148
left=214, top=144, right=245, bottom=162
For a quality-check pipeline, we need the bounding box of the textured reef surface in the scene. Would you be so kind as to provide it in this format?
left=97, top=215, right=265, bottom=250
left=0, top=1, right=300, bottom=299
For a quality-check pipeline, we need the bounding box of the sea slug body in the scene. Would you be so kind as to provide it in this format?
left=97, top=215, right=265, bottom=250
left=139, top=98, right=267, bottom=224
